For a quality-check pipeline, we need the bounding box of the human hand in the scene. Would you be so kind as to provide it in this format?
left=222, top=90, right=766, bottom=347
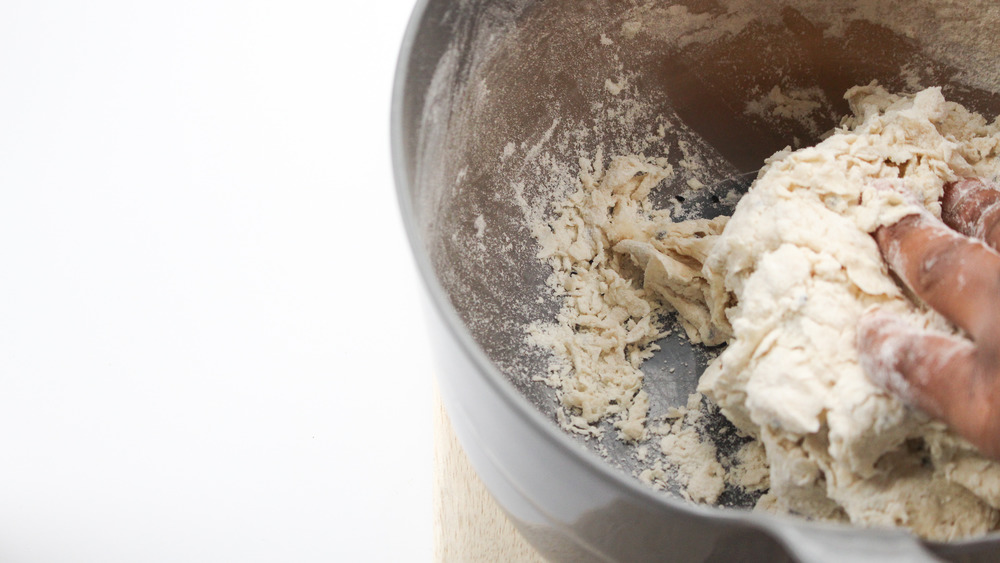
left=859, top=178, right=1000, bottom=458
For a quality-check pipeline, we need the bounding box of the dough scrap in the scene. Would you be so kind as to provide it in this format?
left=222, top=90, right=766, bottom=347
left=529, top=153, right=728, bottom=441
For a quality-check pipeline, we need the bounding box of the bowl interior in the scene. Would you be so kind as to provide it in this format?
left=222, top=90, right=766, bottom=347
left=410, top=0, right=1000, bottom=506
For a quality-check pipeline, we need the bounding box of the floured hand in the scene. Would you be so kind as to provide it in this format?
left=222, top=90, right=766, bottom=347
left=860, top=178, right=1000, bottom=458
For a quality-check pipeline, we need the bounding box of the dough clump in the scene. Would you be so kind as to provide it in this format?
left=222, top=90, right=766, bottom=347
left=533, top=84, right=1000, bottom=540
left=698, top=84, right=1000, bottom=539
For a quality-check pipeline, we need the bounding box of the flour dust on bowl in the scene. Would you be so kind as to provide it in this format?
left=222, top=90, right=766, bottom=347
left=392, top=1, right=1000, bottom=561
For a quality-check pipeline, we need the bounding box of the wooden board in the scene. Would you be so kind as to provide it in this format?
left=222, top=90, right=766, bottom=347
left=433, top=388, right=546, bottom=562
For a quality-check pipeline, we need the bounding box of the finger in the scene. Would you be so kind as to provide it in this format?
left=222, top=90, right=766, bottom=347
left=875, top=213, right=1000, bottom=344
left=942, top=178, right=1000, bottom=252
left=858, top=309, right=1000, bottom=458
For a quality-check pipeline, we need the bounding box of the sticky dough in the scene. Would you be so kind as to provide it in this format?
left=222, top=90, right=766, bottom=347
left=534, top=83, right=1000, bottom=539
left=691, top=84, right=1000, bottom=539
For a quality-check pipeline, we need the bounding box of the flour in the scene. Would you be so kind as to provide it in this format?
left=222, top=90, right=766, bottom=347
left=745, top=86, right=834, bottom=142
left=654, top=394, right=726, bottom=504
left=636, top=393, right=757, bottom=505
left=728, top=441, right=770, bottom=493
left=530, top=84, right=1000, bottom=540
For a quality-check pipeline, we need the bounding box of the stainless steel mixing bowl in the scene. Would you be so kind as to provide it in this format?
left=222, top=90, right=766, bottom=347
left=392, top=1, right=1000, bottom=560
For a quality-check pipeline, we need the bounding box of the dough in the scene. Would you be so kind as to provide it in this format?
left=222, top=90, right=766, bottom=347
left=695, top=84, right=1000, bottom=539
left=532, top=84, right=1000, bottom=540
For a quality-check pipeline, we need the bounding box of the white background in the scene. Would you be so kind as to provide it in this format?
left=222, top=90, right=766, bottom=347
left=0, top=0, right=432, bottom=561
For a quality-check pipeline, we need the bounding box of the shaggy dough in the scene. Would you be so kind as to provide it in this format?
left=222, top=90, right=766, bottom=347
left=533, top=84, right=1000, bottom=540
left=696, top=84, right=1000, bottom=539
left=529, top=152, right=732, bottom=442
